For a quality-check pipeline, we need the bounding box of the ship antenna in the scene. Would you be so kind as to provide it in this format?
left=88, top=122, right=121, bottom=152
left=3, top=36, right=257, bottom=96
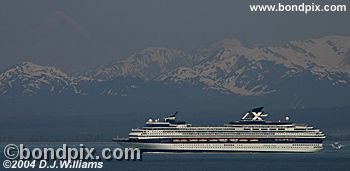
left=169, top=111, right=178, bottom=117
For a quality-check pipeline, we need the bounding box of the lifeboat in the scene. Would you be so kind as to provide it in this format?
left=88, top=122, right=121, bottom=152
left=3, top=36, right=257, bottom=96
left=180, top=139, right=188, bottom=142
left=209, top=139, right=218, bottom=142
left=250, top=139, right=259, bottom=142
left=189, top=139, right=198, bottom=142
left=199, top=139, right=207, bottom=142
left=239, top=139, right=248, bottom=142
left=219, top=139, right=228, bottom=142
left=229, top=139, right=238, bottom=142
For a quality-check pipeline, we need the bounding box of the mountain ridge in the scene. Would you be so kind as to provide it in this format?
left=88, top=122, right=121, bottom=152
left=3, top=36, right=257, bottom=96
left=0, top=36, right=349, bottom=101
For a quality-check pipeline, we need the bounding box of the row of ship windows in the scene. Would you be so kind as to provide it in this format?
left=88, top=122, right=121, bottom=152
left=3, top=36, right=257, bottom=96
left=142, top=132, right=314, bottom=134
left=143, top=127, right=309, bottom=131
left=141, top=133, right=316, bottom=136
left=171, top=144, right=318, bottom=148
left=143, top=128, right=309, bottom=131
left=139, top=130, right=319, bottom=134
left=292, top=144, right=321, bottom=146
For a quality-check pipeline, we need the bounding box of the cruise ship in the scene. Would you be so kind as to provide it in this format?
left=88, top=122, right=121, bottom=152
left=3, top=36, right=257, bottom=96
left=113, top=107, right=325, bottom=153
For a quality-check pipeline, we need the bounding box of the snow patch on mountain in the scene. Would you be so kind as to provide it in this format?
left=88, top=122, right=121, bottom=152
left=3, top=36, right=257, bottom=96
left=87, top=48, right=191, bottom=81
left=0, top=62, right=81, bottom=96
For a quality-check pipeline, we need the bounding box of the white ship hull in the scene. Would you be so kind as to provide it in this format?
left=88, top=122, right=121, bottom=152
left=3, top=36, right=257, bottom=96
left=117, top=142, right=323, bottom=153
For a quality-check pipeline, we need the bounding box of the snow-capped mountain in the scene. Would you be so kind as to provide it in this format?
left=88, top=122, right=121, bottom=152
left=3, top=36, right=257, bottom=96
left=160, top=36, right=350, bottom=95
left=0, top=62, right=81, bottom=97
left=0, top=36, right=349, bottom=100
left=85, top=48, right=197, bottom=81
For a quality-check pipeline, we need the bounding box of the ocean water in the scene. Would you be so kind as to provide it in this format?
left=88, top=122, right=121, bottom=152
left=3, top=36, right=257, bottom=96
left=1, top=142, right=349, bottom=171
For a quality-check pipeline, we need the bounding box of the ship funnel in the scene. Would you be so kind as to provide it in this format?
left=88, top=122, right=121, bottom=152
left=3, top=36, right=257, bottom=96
left=252, top=107, right=264, bottom=113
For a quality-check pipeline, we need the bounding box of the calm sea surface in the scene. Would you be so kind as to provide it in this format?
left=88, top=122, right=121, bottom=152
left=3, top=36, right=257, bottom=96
left=1, top=142, right=349, bottom=171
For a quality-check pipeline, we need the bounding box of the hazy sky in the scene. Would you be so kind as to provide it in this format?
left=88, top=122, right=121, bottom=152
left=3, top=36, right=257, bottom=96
left=1, top=0, right=349, bottom=72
